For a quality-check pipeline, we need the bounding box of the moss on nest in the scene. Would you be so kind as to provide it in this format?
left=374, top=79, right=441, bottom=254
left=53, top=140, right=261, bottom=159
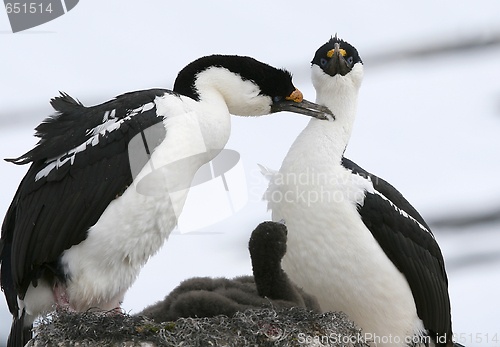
left=28, top=306, right=369, bottom=347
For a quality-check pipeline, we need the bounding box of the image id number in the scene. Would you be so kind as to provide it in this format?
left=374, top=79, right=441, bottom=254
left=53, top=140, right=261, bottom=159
left=5, top=3, right=54, bottom=14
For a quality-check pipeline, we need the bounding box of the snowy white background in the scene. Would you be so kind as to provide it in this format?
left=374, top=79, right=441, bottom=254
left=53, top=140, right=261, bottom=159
left=1, top=0, right=500, bottom=345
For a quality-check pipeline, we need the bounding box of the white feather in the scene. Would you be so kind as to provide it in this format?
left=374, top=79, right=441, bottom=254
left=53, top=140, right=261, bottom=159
left=264, top=62, right=424, bottom=346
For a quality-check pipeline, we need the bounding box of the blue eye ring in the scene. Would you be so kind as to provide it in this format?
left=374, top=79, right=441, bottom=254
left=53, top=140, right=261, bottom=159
left=347, top=56, right=354, bottom=65
left=320, top=58, right=328, bottom=66
left=273, top=96, right=283, bottom=102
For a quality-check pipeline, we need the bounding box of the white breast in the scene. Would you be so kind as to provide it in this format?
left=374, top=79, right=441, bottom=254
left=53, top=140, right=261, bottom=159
left=264, top=119, right=423, bottom=346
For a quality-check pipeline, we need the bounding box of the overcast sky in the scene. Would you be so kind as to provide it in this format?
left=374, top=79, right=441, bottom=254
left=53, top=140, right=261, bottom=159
left=1, top=1, right=500, bottom=345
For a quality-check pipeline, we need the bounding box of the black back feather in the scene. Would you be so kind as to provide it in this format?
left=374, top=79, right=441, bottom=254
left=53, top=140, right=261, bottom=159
left=342, top=157, right=452, bottom=346
left=1, top=88, right=169, bottom=316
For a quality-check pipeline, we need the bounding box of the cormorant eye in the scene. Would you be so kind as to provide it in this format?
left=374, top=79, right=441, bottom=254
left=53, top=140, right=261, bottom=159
left=320, top=58, right=328, bottom=66
left=273, top=96, right=282, bottom=102
left=347, top=56, right=354, bottom=65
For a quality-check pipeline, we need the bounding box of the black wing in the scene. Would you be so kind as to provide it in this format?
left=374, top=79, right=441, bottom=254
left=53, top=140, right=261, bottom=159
left=342, top=157, right=452, bottom=345
left=0, top=89, right=171, bottom=312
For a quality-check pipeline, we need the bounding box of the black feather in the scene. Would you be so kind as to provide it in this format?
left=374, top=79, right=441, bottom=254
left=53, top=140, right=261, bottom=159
left=1, top=89, right=169, bottom=323
left=342, top=157, right=452, bottom=346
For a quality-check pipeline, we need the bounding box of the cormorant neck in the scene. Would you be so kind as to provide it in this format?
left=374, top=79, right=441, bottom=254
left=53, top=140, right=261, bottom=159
left=252, top=258, right=303, bottom=304
left=280, top=63, right=363, bottom=167
left=194, top=67, right=272, bottom=117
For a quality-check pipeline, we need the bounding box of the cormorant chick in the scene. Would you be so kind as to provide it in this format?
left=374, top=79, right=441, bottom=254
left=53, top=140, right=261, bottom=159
left=138, top=221, right=320, bottom=322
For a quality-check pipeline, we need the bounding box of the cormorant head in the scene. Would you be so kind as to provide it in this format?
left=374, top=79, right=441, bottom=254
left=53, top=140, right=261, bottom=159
left=311, top=35, right=363, bottom=77
left=248, top=221, right=288, bottom=265
left=310, top=35, right=364, bottom=119
left=173, top=55, right=333, bottom=120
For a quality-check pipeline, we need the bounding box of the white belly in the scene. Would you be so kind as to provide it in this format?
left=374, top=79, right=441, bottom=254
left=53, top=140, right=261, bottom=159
left=267, top=168, right=423, bottom=347
left=61, top=185, right=178, bottom=311
left=21, top=182, right=181, bottom=320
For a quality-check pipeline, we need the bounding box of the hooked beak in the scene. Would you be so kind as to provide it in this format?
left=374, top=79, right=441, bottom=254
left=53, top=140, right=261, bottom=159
left=324, top=42, right=351, bottom=77
left=271, top=88, right=334, bottom=121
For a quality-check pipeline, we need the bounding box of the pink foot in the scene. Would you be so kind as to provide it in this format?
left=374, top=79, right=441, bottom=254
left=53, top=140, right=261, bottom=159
left=53, top=283, right=123, bottom=314
left=53, top=283, right=75, bottom=311
left=109, top=305, right=123, bottom=315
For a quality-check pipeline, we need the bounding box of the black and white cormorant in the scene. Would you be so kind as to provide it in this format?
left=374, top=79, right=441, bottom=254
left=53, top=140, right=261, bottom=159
left=138, top=220, right=320, bottom=322
left=0, top=54, right=331, bottom=347
left=263, top=37, right=456, bottom=347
